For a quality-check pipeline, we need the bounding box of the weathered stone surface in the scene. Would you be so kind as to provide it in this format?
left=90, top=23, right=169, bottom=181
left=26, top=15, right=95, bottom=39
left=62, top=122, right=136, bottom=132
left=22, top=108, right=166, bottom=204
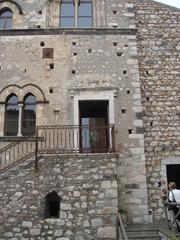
left=0, top=155, right=117, bottom=239
left=0, top=0, right=179, bottom=237
left=97, top=227, right=116, bottom=239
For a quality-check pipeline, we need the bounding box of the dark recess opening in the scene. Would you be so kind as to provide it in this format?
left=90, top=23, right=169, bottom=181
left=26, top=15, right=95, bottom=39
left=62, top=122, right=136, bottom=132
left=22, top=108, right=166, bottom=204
left=45, top=191, right=60, bottom=218
left=166, top=165, right=180, bottom=189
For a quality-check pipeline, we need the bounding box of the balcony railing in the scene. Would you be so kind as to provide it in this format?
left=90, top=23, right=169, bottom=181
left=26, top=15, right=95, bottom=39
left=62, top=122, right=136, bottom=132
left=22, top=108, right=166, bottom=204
left=0, top=124, right=115, bottom=174
left=37, top=124, right=115, bottom=154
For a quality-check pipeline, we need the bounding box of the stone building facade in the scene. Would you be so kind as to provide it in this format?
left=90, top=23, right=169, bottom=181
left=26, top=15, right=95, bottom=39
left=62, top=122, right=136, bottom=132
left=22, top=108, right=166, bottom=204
left=0, top=0, right=179, bottom=239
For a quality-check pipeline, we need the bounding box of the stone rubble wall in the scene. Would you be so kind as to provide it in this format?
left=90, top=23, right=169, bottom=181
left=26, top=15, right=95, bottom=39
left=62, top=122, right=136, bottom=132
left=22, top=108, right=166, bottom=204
left=134, top=0, right=180, bottom=220
left=0, top=154, right=118, bottom=240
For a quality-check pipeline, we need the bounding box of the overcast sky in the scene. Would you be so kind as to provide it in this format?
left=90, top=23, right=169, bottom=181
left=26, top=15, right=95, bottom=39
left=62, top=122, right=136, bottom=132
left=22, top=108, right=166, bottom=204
left=155, top=0, right=180, bottom=8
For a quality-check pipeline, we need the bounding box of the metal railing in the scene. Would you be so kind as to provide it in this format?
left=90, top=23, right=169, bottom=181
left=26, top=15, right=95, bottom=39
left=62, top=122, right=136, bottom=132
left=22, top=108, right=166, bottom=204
left=0, top=138, right=36, bottom=174
left=0, top=124, right=115, bottom=174
left=163, top=201, right=180, bottom=231
left=117, top=213, right=128, bottom=240
left=37, top=124, right=115, bottom=154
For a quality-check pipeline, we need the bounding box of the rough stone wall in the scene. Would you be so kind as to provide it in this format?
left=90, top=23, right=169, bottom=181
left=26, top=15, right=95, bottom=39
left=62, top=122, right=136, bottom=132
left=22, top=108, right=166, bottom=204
left=0, top=0, right=135, bottom=29
left=134, top=0, right=180, bottom=220
left=0, top=30, right=149, bottom=223
left=0, top=154, right=117, bottom=239
left=0, top=0, right=47, bottom=29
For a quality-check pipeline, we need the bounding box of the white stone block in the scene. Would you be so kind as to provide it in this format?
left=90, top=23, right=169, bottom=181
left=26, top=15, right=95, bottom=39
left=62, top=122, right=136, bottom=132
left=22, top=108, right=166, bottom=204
left=101, top=181, right=112, bottom=188
left=55, top=229, right=63, bottom=237
left=91, top=218, right=103, bottom=227
left=133, top=120, right=143, bottom=127
left=97, top=227, right=116, bottom=239
left=22, top=221, right=33, bottom=228
left=130, top=147, right=144, bottom=155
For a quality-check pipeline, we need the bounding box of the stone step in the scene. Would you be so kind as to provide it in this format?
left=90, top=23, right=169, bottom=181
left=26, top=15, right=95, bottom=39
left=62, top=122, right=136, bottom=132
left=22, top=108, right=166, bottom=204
left=125, top=224, right=161, bottom=240
left=127, top=232, right=160, bottom=240
left=127, top=231, right=159, bottom=237
left=128, top=237, right=160, bottom=240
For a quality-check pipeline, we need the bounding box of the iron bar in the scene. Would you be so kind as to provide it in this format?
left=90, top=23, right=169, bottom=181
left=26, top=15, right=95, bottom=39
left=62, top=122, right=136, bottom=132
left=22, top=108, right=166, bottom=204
left=0, top=124, right=115, bottom=174
left=36, top=124, right=115, bottom=154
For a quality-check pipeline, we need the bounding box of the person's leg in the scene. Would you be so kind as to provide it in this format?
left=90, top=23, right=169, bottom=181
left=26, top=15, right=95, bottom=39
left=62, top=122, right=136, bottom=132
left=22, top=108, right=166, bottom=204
left=169, top=210, right=177, bottom=231
left=173, top=207, right=180, bottom=232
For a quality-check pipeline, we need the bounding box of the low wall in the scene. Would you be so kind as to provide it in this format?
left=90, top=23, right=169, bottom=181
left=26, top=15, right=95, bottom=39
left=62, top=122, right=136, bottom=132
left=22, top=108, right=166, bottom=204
left=0, top=154, right=118, bottom=240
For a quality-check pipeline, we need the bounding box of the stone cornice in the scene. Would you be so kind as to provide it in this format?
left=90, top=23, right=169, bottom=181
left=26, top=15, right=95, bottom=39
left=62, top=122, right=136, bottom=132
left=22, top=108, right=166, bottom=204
left=0, top=28, right=137, bottom=36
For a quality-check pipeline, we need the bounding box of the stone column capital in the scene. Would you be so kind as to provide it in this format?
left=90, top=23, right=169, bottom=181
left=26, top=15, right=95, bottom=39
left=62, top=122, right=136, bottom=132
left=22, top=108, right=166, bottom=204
left=18, top=103, right=23, bottom=107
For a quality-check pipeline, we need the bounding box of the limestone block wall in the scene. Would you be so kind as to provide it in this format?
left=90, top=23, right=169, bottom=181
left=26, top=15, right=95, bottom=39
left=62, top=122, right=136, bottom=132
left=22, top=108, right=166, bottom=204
left=0, top=0, right=135, bottom=29
left=105, top=0, right=135, bottom=29
left=0, top=30, right=149, bottom=223
left=0, top=154, right=118, bottom=239
left=134, top=0, right=180, bottom=220
left=0, top=0, right=47, bottom=29
left=0, top=32, right=142, bottom=136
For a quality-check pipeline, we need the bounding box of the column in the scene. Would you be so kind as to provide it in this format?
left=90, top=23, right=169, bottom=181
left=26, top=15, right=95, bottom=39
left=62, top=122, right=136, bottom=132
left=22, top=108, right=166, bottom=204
left=54, top=0, right=61, bottom=27
left=17, top=103, right=23, bottom=137
left=92, top=0, right=97, bottom=27
left=0, top=105, right=5, bottom=136
left=74, top=0, right=79, bottom=28
left=49, top=0, right=61, bottom=27
left=101, top=0, right=106, bottom=27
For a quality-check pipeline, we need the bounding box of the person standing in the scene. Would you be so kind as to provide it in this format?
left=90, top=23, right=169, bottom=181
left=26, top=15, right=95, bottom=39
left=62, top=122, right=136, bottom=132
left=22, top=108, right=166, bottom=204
left=168, top=182, right=180, bottom=231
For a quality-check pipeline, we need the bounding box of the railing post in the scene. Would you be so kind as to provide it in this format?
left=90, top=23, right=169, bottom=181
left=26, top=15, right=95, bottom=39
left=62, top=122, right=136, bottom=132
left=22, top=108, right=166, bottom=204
left=35, top=128, right=38, bottom=170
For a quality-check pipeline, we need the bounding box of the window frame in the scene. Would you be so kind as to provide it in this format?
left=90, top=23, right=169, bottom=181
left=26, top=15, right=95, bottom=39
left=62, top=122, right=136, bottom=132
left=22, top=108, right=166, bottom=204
left=4, top=94, right=19, bottom=136
left=59, top=0, right=93, bottom=28
left=22, top=94, right=36, bottom=136
left=77, top=0, right=93, bottom=28
left=60, top=0, right=75, bottom=28
left=0, top=8, right=13, bottom=29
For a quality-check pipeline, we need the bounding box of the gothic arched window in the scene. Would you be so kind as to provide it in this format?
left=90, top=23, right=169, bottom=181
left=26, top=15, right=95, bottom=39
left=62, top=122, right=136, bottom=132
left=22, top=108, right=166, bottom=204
left=22, top=94, right=36, bottom=136
left=0, top=8, right=13, bottom=29
left=60, top=0, right=92, bottom=28
left=60, top=0, right=75, bottom=28
left=78, top=0, right=92, bottom=28
left=5, top=94, right=19, bottom=136
left=45, top=191, right=61, bottom=218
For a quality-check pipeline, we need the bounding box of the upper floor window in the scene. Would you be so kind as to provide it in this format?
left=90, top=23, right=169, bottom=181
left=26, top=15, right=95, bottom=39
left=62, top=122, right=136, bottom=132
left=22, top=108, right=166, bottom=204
left=78, top=0, right=92, bottom=28
left=60, top=0, right=75, bottom=28
left=60, top=0, right=92, bottom=28
left=0, top=8, right=13, bottom=29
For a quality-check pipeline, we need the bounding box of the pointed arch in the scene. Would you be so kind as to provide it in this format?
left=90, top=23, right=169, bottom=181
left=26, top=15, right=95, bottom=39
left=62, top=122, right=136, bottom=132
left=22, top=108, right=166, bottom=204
left=0, top=84, right=47, bottom=103
left=0, top=7, right=12, bottom=29
left=0, top=0, right=23, bottom=15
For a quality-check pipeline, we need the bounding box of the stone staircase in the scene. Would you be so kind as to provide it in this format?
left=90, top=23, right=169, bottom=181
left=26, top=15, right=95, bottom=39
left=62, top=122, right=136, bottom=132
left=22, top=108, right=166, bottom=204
left=0, top=138, right=36, bottom=174
left=124, top=223, right=180, bottom=240
left=125, top=224, right=161, bottom=240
